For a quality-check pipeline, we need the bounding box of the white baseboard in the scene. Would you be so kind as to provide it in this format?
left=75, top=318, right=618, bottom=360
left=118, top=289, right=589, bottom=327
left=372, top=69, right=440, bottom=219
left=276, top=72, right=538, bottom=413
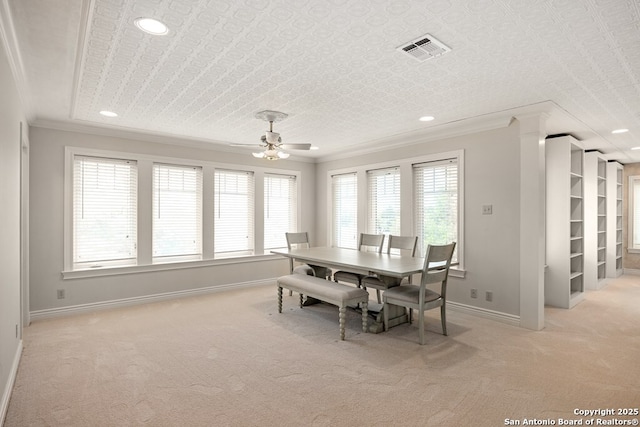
left=447, top=301, right=521, bottom=327
left=1, top=340, right=23, bottom=426
left=623, top=268, right=640, bottom=276
left=30, top=279, right=274, bottom=321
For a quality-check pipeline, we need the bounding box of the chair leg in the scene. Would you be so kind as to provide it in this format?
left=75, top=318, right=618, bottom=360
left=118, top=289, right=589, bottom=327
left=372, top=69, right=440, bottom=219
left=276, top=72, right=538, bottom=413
left=278, top=287, right=283, bottom=313
left=376, top=289, right=381, bottom=304
left=361, top=301, right=368, bottom=333
left=441, top=304, right=447, bottom=336
left=408, top=308, right=412, bottom=324
left=418, top=311, right=425, bottom=345
left=383, top=302, right=389, bottom=331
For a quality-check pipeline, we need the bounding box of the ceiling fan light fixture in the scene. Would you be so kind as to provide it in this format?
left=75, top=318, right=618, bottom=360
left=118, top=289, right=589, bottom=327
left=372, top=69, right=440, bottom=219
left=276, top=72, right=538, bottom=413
left=252, top=152, right=266, bottom=158
left=277, top=151, right=290, bottom=159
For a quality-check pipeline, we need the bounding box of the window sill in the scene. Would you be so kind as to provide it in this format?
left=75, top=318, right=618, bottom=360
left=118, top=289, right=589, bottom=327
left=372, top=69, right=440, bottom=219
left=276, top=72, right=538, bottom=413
left=450, top=268, right=466, bottom=279
left=627, top=248, right=640, bottom=254
left=62, top=253, right=282, bottom=280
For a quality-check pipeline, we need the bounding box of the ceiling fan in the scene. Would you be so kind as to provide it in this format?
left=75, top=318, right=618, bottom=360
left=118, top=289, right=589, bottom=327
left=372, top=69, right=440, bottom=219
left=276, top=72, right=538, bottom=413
left=232, top=110, right=311, bottom=160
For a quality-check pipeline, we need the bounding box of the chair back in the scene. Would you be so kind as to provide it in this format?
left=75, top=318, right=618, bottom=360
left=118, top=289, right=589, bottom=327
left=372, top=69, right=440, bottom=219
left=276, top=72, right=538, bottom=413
left=285, top=232, right=310, bottom=249
left=420, top=243, right=456, bottom=297
left=387, top=235, right=418, bottom=256
left=358, top=233, right=385, bottom=253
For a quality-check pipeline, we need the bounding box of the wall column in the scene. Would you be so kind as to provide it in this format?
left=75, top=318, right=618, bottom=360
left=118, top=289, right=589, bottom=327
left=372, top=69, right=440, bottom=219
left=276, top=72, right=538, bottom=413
left=516, top=113, right=548, bottom=330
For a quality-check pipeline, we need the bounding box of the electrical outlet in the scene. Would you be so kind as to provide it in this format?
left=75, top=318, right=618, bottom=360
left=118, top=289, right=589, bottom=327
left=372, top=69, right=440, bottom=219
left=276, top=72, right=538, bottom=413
left=486, top=291, right=493, bottom=302
left=57, top=289, right=66, bottom=299
left=482, top=205, right=493, bottom=215
left=470, top=288, right=477, bottom=299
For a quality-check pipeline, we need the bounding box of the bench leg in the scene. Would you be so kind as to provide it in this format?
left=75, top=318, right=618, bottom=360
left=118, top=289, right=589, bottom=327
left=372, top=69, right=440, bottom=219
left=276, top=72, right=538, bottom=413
left=339, top=306, right=346, bottom=340
left=277, top=286, right=283, bottom=313
left=299, top=293, right=304, bottom=308
left=361, top=301, right=368, bottom=333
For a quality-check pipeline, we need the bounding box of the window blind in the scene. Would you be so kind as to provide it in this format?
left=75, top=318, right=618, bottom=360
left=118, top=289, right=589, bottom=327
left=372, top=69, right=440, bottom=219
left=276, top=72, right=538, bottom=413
left=332, top=172, right=358, bottom=249
left=153, top=163, right=202, bottom=260
left=634, top=179, right=640, bottom=248
left=264, top=173, right=297, bottom=250
left=367, top=167, right=400, bottom=250
left=414, top=159, right=458, bottom=261
left=73, top=155, right=137, bottom=268
left=214, top=169, right=255, bottom=256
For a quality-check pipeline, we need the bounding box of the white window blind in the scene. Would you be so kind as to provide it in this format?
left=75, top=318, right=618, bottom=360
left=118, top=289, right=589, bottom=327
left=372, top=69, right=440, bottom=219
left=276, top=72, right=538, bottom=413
left=332, top=172, right=358, bottom=249
left=633, top=178, right=640, bottom=249
left=214, top=169, right=255, bottom=256
left=153, top=164, right=202, bottom=261
left=414, top=158, right=458, bottom=261
left=367, top=167, right=400, bottom=248
left=73, top=155, right=137, bottom=268
left=264, top=173, right=297, bottom=250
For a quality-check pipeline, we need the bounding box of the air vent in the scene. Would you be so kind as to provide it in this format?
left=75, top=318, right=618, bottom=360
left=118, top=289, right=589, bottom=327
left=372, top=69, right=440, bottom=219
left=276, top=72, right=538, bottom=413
left=398, top=34, right=451, bottom=62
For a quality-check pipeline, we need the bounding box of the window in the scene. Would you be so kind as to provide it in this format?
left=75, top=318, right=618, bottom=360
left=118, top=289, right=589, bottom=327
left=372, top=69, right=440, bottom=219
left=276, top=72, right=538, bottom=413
left=153, top=164, right=202, bottom=261
left=264, top=173, right=297, bottom=250
left=414, top=158, right=459, bottom=261
left=73, top=155, right=137, bottom=268
left=629, top=176, right=640, bottom=251
left=332, top=172, right=358, bottom=249
left=214, top=170, right=255, bottom=256
left=367, top=167, right=400, bottom=246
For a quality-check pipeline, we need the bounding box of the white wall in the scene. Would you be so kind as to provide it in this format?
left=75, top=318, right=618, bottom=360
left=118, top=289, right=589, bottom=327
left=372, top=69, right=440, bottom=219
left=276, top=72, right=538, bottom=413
left=28, top=126, right=317, bottom=313
left=0, top=36, right=25, bottom=422
left=315, top=123, right=522, bottom=316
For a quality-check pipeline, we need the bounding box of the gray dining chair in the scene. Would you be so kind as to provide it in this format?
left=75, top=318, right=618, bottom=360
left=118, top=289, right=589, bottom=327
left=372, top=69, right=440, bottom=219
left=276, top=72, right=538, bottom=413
left=382, top=242, right=456, bottom=345
left=333, top=233, right=384, bottom=288
left=360, top=235, right=418, bottom=303
left=285, top=232, right=332, bottom=278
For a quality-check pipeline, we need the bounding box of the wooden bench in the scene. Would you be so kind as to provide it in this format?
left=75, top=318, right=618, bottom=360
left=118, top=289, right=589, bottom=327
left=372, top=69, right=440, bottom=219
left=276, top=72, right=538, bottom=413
left=277, top=274, right=369, bottom=340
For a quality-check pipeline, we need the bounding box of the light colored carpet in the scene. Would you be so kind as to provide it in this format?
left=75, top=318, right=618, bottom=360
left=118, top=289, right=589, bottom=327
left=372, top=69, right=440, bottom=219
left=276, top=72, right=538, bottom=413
left=5, top=275, right=640, bottom=426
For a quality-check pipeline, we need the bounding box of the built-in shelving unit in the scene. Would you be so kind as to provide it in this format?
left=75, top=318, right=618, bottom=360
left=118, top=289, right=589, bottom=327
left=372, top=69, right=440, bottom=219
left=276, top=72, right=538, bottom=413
left=584, top=151, right=607, bottom=290
left=546, top=135, right=585, bottom=308
left=606, top=161, right=624, bottom=278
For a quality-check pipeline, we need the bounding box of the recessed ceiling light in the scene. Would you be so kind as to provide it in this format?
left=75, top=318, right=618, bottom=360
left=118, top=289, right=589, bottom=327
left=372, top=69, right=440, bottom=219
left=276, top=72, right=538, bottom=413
left=134, top=18, right=168, bottom=35
left=419, top=116, right=435, bottom=122
left=310, top=146, right=320, bottom=150
left=99, top=110, right=118, bottom=117
left=612, top=128, right=629, bottom=134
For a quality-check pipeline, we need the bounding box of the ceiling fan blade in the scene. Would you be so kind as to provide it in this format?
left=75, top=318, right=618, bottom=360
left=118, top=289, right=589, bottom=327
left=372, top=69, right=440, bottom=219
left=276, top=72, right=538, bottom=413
left=230, top=143, right=261, bottom=148
left=281, top=143, right=311, bottom=150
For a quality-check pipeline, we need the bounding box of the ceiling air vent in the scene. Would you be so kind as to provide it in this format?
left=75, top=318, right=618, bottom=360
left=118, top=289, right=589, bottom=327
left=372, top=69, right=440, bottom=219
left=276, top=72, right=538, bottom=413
left=398, top=34, right=451, bottom=62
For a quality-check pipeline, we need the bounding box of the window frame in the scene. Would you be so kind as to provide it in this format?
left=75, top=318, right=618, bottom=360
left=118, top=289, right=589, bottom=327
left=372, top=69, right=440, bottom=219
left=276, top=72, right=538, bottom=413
left=628, top=175, right=640, bottom=253
left=63, top=147, right=301, bottom=279
left=327, top=150, right=465, bottom=276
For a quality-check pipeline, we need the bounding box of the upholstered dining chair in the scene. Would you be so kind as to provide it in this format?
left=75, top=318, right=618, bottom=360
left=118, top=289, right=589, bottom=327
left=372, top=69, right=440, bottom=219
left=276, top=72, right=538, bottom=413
left=333, top=233, right=384, bottom=288
left=285, top=232, right=332, bottom=297
left=360, top=235, right=418, bottom=304
left=285, top=232, right=332, bottom=278
left=382, top=242, right=456, bottom=345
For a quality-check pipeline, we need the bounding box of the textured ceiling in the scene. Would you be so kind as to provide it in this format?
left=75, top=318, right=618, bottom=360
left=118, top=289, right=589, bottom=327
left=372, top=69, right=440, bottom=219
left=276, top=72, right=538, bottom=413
left=3, top=0, right=640, bottom=161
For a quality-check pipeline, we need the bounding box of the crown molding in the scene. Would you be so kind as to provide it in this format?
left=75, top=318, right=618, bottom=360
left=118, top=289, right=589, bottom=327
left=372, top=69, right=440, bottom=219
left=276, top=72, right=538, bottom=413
left=30, top=117, right=318, bottom=163
left=0, top=0, right=34, bottom=120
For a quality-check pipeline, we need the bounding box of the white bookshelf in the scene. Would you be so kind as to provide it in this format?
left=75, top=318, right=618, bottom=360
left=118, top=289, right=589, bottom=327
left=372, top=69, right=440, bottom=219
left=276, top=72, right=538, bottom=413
left=606, top=161, right=624, bottom=278
left=546, top=135, right=585, bottom=308
left=584, top=151, right=608, bottom=290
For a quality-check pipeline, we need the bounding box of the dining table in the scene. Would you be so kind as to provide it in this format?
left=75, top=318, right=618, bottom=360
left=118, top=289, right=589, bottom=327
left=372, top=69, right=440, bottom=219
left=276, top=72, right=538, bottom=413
left=271, top=246, right=428, bottom=333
